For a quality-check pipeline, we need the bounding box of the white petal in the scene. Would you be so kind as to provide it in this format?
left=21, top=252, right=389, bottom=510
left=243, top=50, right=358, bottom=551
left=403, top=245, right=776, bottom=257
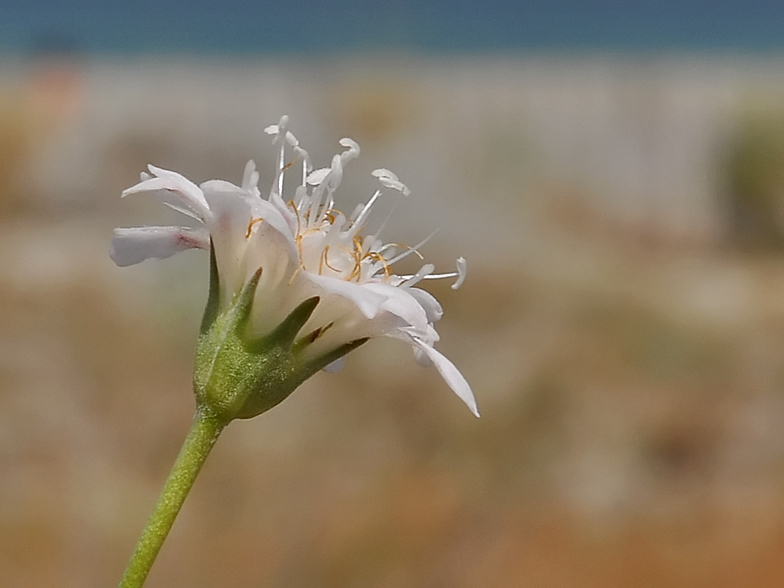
left=407, top=288, right=444, bottom=322
left=123, top=180, right=205, bottom=220
left=200, top=182, right=254, bottom=300
left=411, top=339, right=479, bottom=417
left=305, top=273, right=388, bottom=319
left=233, top=183, right=297, bottom=245
left=241, top=198, right=300, bottom=279
left=364, top=282, right=432, bottom=336
left=266, top=190, right=299, bottom=239
left=413, top=338, right=479, bottom=417
left=414, top=346, right=433, bottom=367
left=122, top=166, right=210, bottom=221
left=201, top=177, right=292, bottom=243
left=148, top=165, right=211, bottom=212
left=110, top=226, right=209, bottom=267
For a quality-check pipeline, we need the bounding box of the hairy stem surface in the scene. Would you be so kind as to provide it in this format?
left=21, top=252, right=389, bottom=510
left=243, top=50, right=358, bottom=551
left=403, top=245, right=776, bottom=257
left=118, top=408, right=225, bottom=588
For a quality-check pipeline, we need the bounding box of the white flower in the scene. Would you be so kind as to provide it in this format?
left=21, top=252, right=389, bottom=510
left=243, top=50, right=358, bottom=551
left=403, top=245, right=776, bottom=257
left=111, top=115, right=478, bottom=417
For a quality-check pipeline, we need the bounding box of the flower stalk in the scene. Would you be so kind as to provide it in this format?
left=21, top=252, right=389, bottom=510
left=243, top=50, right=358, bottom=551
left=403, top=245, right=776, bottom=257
left=117, top=408, right=226, bottom=588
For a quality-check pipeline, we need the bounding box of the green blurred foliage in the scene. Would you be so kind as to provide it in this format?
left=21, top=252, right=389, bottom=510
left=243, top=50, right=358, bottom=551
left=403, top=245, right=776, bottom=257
left=723, top=108, right=784, bottom=248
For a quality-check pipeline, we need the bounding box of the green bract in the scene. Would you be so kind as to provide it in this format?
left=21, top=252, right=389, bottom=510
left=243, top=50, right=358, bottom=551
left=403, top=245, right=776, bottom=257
left=194, top=245, right=367, bottom=423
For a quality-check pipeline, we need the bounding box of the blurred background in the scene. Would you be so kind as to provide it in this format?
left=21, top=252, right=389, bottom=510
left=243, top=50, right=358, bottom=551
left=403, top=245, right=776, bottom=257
left=4, top=1, right=784, bottom=586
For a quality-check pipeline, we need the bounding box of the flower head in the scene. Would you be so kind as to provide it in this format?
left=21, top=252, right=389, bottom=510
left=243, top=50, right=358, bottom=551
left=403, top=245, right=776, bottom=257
left=111, top=116, right=478, bottom=419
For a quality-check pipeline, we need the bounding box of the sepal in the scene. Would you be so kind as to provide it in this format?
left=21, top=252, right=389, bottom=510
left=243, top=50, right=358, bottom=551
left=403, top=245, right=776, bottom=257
left=199, top=242, right=221, bottom=334
left=193, top=253, right=368, bottom=423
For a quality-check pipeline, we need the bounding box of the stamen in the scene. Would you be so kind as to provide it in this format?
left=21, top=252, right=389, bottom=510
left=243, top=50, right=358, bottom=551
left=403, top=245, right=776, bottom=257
left=322, top=213, right=345, bottom=250
left=321, top=246, right=343, bottom=275
left=270, top=116, right=290, bottom=198
left=352, top=235, right=365, bottom=260
left=386, top=230, right=438, bottom=266
left=419, top=272, right=457, bottom=280
left=246, top=217, right=265, bottom=238
left=452, top=257, right=467, bottom=290
left=308, top=154, right=343, bottom=228
left=288, top=265, right=303, bottom=286
left=363, top=251, right=391, bottom=279
left=291, top=202, right=304, bottom=236
left=281, top=155, right=299, bottom=173
left=400, top=264, right=435, bottom=288
left=402, top=258, right=467, bottom=289
left=323, top=192, right=335, bottom=220
left=349, top=203, right=364, bottom=222
left=294, top=185, right=310, bottom=214
left=242, top=160, right=259, bottom=193
left=371, top=191, right=402, bottom=240
left=295, top=232, right=305, bottom=269
left=347, top=189, right=382, bottom=238
left=277, top=141, right=285, bottom=196
left=300, top=151, right=309, bottom=186
left=377, top=242, right=424, bottom=261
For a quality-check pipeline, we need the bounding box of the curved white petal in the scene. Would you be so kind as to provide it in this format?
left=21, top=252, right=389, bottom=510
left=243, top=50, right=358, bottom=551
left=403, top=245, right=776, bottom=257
left=244, top=220, right=301, bottom=320
left=110, top=226, right=209, bottom=267
left=411, top=338, right=479, bottom=418
left=264, top=191, right=299, bottom=239
left=201, top=182, right=253, bottom=301
left=413, top=345, right=433, bottom=367
left=305, top=273, right=388, bottom=319
left=364, top=282, right=432, bottom=337
left=407, top=288, right=444, bottom=322
left=201, top=178, right=293, bottom=241
left=122, top=166, right=210, bottom=221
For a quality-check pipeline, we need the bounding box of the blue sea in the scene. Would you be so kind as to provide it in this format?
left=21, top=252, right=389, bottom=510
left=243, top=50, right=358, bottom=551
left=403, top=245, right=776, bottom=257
left=1, top=0, right=784, bottom=55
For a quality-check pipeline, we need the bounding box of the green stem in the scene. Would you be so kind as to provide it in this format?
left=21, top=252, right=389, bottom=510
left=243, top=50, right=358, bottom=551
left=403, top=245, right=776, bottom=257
left=118, top=408, right=227, bottom=588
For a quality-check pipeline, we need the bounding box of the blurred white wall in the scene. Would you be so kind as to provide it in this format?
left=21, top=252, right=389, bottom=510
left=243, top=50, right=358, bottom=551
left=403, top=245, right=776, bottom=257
left=10, top=55, right=784, bottom=253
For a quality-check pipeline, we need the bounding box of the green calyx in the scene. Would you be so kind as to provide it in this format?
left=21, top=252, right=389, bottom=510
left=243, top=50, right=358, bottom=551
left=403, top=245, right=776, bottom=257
left=193, top=244, right=368, bottom=424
